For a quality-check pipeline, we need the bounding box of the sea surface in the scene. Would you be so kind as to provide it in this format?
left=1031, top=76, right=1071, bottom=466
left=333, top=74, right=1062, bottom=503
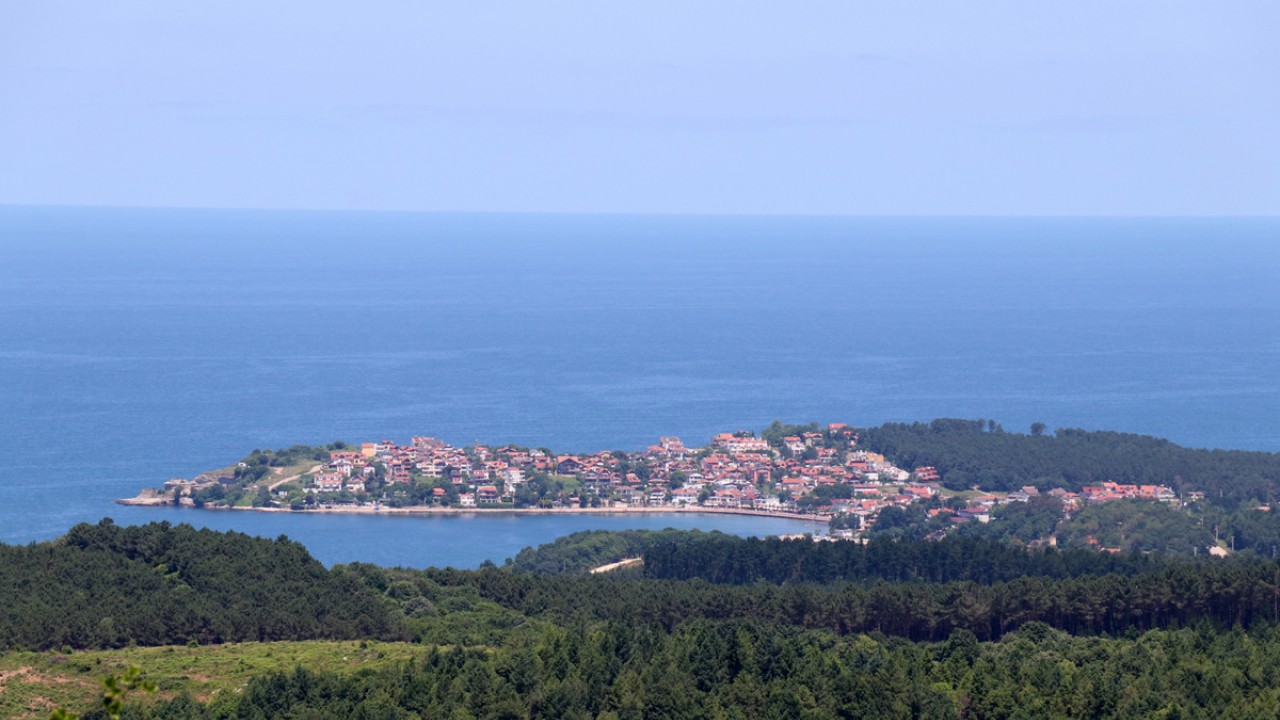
left=1, top=207, right=1278, bottom=566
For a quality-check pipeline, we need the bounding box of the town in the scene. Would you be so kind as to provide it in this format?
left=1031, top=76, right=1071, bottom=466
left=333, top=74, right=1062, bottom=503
left=147, top=421, right=1182, bottom=539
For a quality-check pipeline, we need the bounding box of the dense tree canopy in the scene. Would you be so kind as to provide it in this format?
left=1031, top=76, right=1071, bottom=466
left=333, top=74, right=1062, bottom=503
left=507, top=529, right=721, bottom=575
left=638, top=534, right=1172, bottom=585
left=0, top=520, right=404, bottom=650
left=95, top=621, right=1280, bottom=719
left=857, top=419, right=1280, bottom=502
left=15, top=523, right=1280, bottom=718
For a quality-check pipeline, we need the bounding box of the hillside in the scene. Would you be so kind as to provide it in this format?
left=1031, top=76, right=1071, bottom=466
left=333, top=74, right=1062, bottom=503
left=9, top=523, right=1280, bottom=717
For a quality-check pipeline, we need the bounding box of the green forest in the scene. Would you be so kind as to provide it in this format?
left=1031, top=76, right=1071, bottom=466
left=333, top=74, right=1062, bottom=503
left=849, top=420, right=1280, bottom=556
left=8, top=522, right=1280, bottom=718
left=857, top=419, right=1280, bottom=503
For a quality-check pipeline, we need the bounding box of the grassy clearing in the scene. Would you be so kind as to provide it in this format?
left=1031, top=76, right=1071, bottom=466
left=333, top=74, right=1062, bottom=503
left=0, top=640, right=422, bottom=719
left=202, top=464, right=240, bottom=478
left=250, top=461, right=320, bottom=487
left=551, top=474, right=582, bottom=493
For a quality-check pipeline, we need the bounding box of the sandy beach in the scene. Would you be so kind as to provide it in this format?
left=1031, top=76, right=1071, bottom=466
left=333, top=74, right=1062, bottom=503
left=115, top=495, right=827, bottom=523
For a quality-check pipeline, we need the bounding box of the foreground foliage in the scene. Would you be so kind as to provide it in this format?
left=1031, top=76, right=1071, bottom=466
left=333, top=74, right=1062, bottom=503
left=0, top=641, right=421, bottom=720
left=0, top=520, right=405, bottom=651
left=638, top=534, right=1173, bottom=585
left=14, top=523, right=1280, bottom=718
left=61, top=622, right=1280, bottom=720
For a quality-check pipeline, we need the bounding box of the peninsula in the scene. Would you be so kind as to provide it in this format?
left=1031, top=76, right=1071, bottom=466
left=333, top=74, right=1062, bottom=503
left=120, top=422, right=877, bottom=524
left=120, top=418, right=1259, bottom=548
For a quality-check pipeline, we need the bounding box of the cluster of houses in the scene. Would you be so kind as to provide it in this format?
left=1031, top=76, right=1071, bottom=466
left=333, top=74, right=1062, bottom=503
left=288, top=425, right=1182, bottom=533
left=290, top=425, right=930, bottom=518
left=162, top=423, right=1181, bottom=537
left=1080, top=481, right=1180, bottom=503
left=907, top=480, right=1181, bottom=530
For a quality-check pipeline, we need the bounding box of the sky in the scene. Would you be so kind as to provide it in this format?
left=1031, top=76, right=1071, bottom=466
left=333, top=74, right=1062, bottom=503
left=1, top=2, right=1277, bottom=215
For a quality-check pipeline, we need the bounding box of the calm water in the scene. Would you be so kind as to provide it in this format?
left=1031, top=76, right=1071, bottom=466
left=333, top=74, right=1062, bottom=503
left=1, top=207, right=1278, bottom=565
left=104, top=509, right=824, bottom=569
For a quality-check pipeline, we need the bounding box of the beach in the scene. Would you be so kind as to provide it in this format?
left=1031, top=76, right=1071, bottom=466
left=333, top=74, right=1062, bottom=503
left=115, top=495, right=827, bottom=523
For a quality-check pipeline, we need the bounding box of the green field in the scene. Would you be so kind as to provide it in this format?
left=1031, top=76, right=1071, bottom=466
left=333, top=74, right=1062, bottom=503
left=0, top=641, right=422, bottom=719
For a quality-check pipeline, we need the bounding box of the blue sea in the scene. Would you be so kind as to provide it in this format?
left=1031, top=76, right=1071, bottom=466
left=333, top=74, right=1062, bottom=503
left=2, top=207, right=1278, bottom=566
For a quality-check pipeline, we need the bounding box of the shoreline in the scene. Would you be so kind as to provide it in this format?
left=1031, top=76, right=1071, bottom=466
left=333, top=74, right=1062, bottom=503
left=115, top=497, right=828, bottom=523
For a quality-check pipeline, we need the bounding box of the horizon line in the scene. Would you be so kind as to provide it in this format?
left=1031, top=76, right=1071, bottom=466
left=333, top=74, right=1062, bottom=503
left=2, top=202, right=1278, bottom=221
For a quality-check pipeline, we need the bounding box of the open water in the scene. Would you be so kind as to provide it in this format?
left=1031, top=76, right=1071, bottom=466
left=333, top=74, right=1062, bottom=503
left=1, top=207, right=1277, bottom=566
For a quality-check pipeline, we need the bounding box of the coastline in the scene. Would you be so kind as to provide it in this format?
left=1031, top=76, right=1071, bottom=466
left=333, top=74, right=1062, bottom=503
left=115, top=497, right=827, bottom=523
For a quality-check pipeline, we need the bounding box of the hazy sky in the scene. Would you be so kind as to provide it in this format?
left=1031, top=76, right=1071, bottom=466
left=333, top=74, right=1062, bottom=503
left=1, top=2, right=1276, bottom=214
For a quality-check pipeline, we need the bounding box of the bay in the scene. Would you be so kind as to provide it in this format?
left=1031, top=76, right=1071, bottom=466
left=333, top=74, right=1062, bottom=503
left=1, top=207, right=1277, bottom=565
left=105, top=508, right=825, bottom=569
